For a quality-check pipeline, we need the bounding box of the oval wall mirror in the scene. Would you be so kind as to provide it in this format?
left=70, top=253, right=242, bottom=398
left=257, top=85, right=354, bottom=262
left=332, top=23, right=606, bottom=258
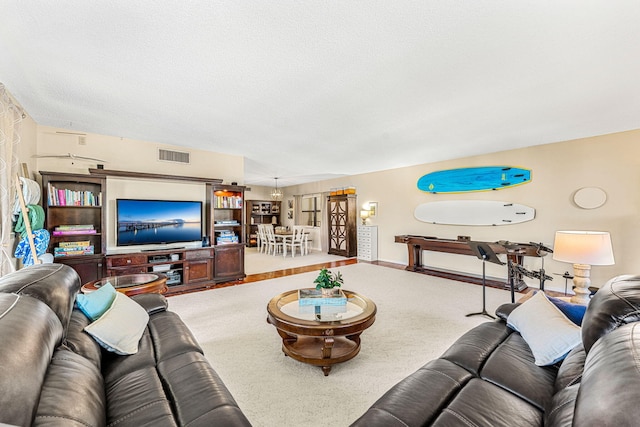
left=573, top=187, right=607, bottom=209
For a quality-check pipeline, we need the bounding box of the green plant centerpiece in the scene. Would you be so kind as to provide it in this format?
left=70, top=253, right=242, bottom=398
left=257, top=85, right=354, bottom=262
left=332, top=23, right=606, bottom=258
left=314, top=267, right=343, bottom=296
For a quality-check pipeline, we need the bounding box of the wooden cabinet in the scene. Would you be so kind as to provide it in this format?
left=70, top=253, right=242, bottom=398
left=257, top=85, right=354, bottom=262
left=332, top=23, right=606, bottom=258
left=357, top=225, right=378, bottom=261
left=184, top=249, right=214, bottom=284
left=40, top=171, right=106, bottom=283
left=246, top=200, right=281, bottom=247
left=213, top=244, right=245, bottom=282
left=206, top=184, right=246, bottom=282
left=327, top=194, right=358, bottom=257
left=106, top=247, right=214, bottom=295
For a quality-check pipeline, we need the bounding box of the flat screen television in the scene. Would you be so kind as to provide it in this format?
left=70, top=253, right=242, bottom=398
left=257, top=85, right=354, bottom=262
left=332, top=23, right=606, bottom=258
left=116, top=199, right=203, bottom=247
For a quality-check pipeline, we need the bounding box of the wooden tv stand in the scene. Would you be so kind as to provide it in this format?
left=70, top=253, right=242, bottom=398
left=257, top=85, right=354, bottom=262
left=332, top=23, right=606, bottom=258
left=106, top=247, right=216, bottom=295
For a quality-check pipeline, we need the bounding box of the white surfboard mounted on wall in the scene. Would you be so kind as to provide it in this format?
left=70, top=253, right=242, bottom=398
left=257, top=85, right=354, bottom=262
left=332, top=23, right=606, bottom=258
left=414, top=200, right=536, bottom=226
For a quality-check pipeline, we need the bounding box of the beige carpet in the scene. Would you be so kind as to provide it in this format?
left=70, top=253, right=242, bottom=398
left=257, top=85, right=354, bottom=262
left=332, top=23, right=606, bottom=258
left=244, top=247, right=350, bottom=275
left=167, top=263, right=512, bottom=427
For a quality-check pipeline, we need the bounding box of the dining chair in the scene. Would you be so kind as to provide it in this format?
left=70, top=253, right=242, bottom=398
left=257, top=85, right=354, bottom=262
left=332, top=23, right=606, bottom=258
left=302, top=229, right=311, bottom=255
left=284, top=226, right=306, bottom=257
left=264, top=224, right=283, bottom=256
left=256, top=224, right=266, bottom=253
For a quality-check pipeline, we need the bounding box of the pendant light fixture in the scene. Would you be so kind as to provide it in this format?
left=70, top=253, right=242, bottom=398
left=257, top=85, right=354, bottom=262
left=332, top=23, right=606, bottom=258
left=271, top=177, right=283, bottom=200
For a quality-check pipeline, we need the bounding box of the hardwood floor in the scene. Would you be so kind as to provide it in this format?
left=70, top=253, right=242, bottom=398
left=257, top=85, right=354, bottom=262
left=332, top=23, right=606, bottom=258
left=233, top=259, right=405, bottom=285
left=168, top=258, right=407, bottom=296
left=217, top=257, right=360, bottom=288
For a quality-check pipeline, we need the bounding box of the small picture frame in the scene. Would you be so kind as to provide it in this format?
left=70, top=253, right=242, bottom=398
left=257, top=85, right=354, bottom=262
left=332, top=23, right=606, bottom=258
left=287, top=199, right=293, bottom=209
left=368, top=202, right=378, bottom=217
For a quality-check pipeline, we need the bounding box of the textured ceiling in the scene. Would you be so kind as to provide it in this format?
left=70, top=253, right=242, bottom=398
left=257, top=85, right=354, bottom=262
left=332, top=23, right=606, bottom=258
left=1, top=1, right=639, bottom=186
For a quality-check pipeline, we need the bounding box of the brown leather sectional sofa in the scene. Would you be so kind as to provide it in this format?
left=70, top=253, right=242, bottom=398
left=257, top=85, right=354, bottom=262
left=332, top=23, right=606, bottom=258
left=0, top=264, right=251, bottom=426
left=351, top=274, right=640, bottom=426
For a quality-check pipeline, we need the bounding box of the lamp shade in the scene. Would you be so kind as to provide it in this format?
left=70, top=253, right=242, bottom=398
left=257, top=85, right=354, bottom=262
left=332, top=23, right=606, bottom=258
left=552, top=231, right=615, bottom=265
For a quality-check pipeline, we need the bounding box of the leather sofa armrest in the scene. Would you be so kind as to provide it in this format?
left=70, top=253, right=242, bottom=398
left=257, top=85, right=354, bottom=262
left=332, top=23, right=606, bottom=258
left=131, top=293, right=168, bottom=315
left=495, top=303, right=520, bottom=321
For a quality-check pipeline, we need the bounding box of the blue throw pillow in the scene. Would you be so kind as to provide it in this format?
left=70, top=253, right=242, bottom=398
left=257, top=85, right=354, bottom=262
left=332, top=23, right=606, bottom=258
left=547, top=295, right=587, bottom=326
left=76, top=282, right=117, bottom=321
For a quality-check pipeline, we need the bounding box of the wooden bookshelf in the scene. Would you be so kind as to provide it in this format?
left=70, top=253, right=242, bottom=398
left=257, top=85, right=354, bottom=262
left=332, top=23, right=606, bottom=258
left=40, top=171, right=107, bottom=283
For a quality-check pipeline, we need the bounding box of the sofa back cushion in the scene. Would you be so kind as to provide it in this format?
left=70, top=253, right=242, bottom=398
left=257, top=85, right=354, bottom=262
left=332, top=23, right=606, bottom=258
left=0, top=293, right=64, bottom=426
left=581, top=274, right=640, bottom=353
left=65, top=308, right=104, bottom=370
left=554, top=344, right=586, bottom=392
left=572, top=322, right=640, bottom=426
left=0, top=264, right=81, bottom=336
left=35, top=348, right=106, bottom=427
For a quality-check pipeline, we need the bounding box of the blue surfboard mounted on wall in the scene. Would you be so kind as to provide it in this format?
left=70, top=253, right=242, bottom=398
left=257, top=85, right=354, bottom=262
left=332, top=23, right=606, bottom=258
left=417, top=166, right=531, bottom=193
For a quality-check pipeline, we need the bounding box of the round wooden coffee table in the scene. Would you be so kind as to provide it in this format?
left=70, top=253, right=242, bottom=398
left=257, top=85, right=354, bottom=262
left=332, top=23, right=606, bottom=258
left=267, top=289, right=376, bottom=376
left=82, top=273, right=168, bottom=296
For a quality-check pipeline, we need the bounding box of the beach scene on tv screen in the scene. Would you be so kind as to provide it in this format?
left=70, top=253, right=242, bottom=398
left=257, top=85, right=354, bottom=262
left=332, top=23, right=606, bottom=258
left=117, top=200, right=202, bottom=245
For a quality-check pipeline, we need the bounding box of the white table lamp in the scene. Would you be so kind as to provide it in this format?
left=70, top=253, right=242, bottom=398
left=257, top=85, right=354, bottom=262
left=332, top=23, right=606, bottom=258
left=552, top=231, right=615, bottom=305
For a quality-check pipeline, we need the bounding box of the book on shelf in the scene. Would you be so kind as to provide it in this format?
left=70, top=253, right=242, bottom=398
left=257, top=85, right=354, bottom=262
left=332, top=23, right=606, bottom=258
left=54, top=245, right=94, bottom=257
left=55, top=224, right=94, bottom=230
left=58, top=241, right=91, bottom=247
left=47, top=183, right=102, bottom=207
left=216, top=235, right=239, bottom=244
left=298, top=288, right=347, bottom=306
left=215, top=220, right=239, bottom=226
left=214, top=195, right=243, bottom=209
left=53, top=230, right=97, bottom=236
left=53, top=225, right=96, bottom=236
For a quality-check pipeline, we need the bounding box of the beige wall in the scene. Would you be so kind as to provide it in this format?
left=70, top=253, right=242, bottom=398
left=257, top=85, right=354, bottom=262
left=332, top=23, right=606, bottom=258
left=245, top=185, right=274, bottom=201
left=35, top=125, right=244, bottom=183
left=286, top=130, right=640, bottom=292
left=32, top=126, right=246, bottom=252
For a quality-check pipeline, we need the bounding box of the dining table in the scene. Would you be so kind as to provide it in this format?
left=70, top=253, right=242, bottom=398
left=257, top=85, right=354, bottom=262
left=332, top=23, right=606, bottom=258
left=273, top=230, right=309, bottom=257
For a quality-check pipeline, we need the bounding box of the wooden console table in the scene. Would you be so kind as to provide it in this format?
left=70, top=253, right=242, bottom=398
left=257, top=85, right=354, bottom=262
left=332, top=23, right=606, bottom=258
left=395, top=235, right=544, bottom=291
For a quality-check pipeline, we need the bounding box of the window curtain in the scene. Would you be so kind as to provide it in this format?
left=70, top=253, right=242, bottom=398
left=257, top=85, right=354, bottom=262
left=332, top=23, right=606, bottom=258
left=0, top=83, right=24, bottom=276
left=293, top=195, right=302, bottom=225
left=319, top=191, right=330, bottom=252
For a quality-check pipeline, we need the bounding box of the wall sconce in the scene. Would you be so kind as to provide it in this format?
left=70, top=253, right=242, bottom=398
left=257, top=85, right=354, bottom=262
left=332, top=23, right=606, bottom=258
left=360, top=210, right=370, bottom=225
left=552, top=230, right=615, bottom=305
left=360, top=202, right=377, bottom=225
left=367, top=202, right=377, bottom=217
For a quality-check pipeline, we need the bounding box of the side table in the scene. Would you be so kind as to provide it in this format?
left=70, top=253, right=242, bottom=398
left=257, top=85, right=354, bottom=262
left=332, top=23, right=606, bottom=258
left=82, top=273, right=168, bottom=296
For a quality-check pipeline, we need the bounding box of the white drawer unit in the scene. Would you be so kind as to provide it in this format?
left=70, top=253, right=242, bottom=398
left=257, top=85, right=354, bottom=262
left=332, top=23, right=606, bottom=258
left=357, top=225, right=378, bottom=261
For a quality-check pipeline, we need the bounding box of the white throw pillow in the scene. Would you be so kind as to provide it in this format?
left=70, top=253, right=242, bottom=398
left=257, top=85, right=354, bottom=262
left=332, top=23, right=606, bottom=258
left=507, top=291, right=581, bottom=366
left=84, top=292, right=149, bottom=355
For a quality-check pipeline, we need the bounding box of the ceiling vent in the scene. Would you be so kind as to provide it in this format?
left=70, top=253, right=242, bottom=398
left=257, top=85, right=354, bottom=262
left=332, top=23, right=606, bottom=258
left=158, top=148, right=190, bottom=164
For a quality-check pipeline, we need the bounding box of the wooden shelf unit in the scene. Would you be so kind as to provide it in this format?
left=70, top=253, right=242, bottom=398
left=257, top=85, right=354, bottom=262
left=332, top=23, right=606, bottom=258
left=40, top=171, right=107, bottom=283
left=206, top=183, right=246, bottom=282
left=41, top=169, right=246, bottom=289
left=246, top=200, right=281, bottom=247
